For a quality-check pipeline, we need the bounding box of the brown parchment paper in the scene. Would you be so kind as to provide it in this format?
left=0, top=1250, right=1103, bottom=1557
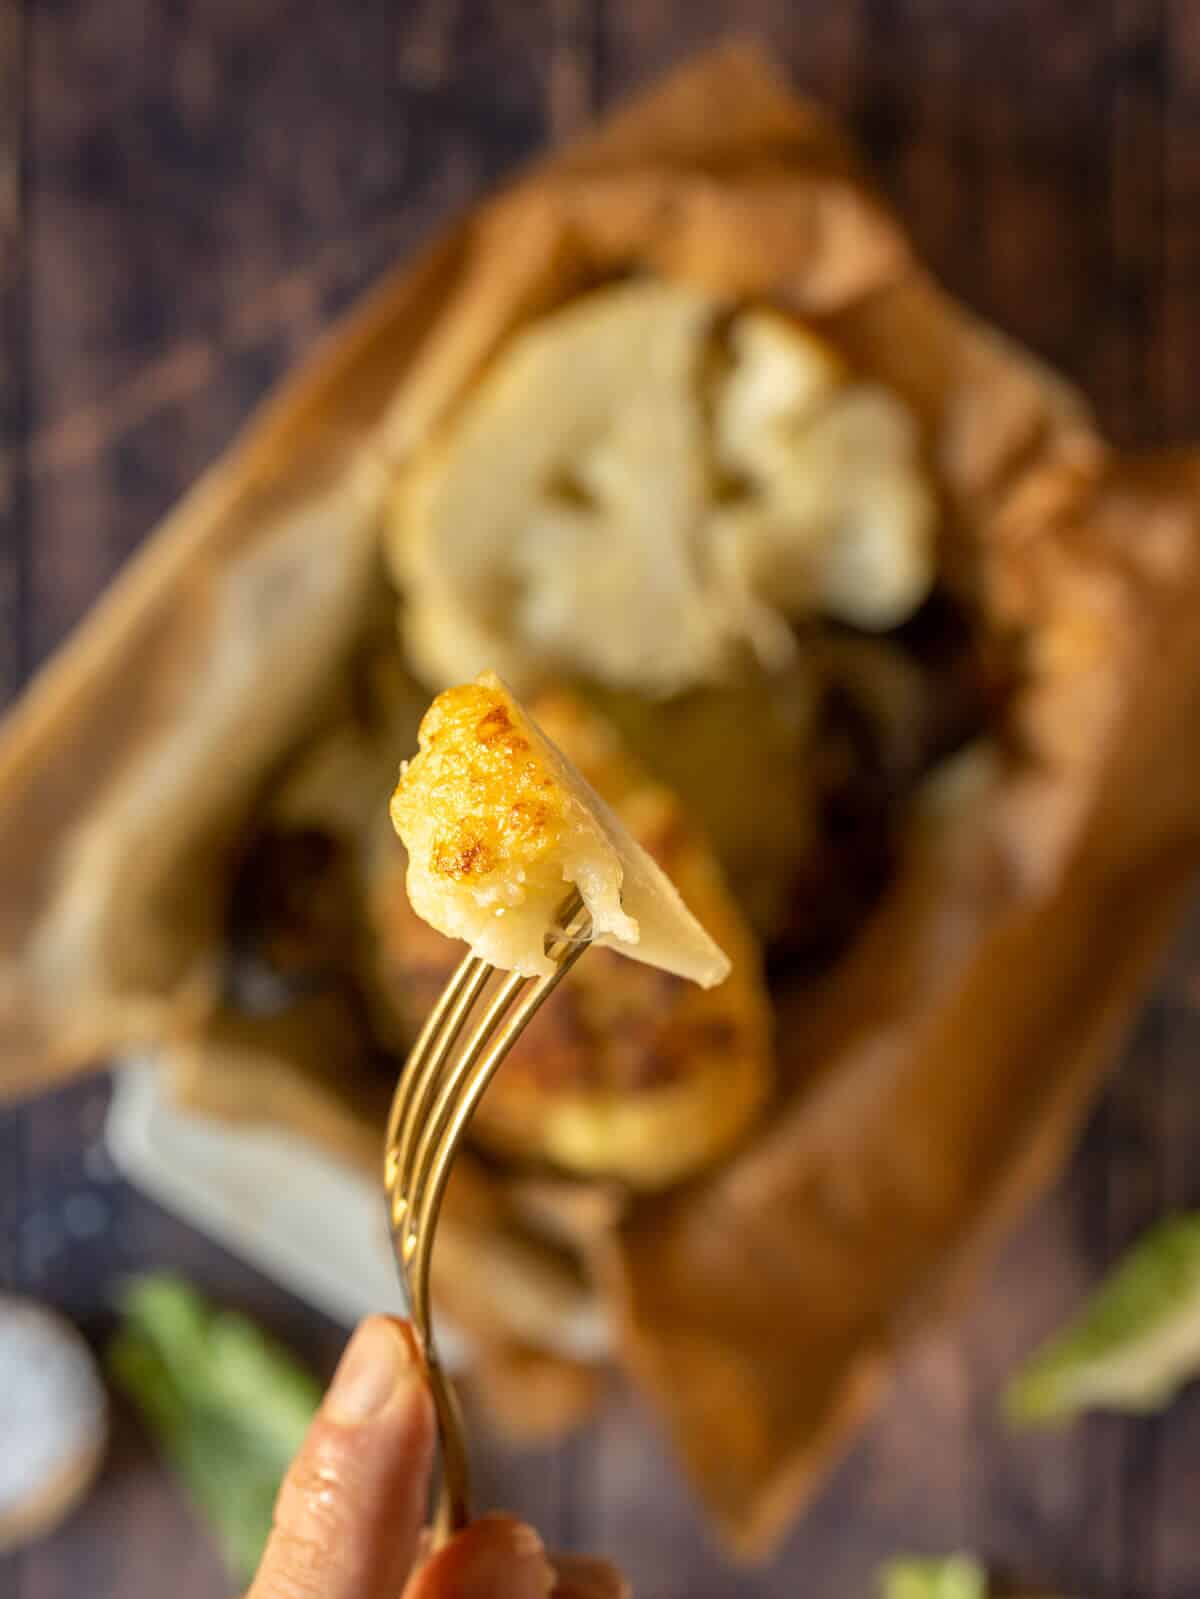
left=4, top=44, right=1200, bottom=1558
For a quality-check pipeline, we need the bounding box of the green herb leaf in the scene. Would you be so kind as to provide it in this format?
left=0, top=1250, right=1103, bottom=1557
left=878, top=1555, right=988, bottom=1599
left=108, top=1274, right=320, bottom=1583
left=1005, top=1215, right=1200, bottom=1424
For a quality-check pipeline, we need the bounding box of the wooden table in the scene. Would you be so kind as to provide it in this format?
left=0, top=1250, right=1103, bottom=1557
left=3, top=4, right=1200, bottom=1595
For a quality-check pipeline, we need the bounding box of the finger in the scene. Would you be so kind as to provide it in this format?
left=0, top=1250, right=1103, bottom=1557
left=551, top=1553, right=630, bottom=1599
left=402, top=1513, right=555, bottom=1599
left=248, top=1315, right=434, bottom=1599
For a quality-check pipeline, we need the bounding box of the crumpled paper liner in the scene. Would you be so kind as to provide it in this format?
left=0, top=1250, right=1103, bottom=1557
left=3, top=43, right=1200, bottom=1558
left=597, top=454, right=1200, bottom=1553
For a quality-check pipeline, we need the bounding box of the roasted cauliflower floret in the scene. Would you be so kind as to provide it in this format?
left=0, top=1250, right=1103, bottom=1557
left=714, top=308, right=846, bottom=474
left=377, top=687, right=770, bottom=1187
left=713, top=310, right=937, bottom=650
left=397, top=280, right=726, bottom=696
left=390, top=673, right=730, bottom=987
left=390, top=281, right=938, bottom=695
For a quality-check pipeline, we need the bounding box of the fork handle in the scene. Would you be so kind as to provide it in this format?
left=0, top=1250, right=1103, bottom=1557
left=427, top=1348, right=471, bottom=1546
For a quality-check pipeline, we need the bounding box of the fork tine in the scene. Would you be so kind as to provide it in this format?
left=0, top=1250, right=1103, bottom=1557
left=401, top=889, right=589, bottom=1251
left=403, top=892, right=592, bottom=1253
left=409, top=926, right=591, bottom=1318
left=384, top=949, right=484, bottom=1163
left=385, top=954, right=491, bottom=1224
left=400, top=967, right=529, bottom=1253
left=392, top=889, right=591, bottom=1228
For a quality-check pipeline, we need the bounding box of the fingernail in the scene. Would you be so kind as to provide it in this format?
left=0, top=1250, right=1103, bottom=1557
left=327, top=1316, right=417, bottom=1425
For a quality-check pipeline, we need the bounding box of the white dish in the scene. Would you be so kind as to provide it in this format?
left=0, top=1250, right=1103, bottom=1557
left=105, top=1059, right=472, bottom=1366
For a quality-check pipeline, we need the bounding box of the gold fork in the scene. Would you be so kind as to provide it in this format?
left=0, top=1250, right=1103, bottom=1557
left=382, top=888, right=593, bottom=1542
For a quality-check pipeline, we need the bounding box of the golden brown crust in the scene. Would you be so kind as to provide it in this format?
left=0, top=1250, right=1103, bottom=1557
left=392, top=681, right=566, bottom=888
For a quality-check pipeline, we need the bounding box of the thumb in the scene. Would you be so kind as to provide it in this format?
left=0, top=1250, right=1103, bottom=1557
left=248, top=1315, right=434, bottom=1599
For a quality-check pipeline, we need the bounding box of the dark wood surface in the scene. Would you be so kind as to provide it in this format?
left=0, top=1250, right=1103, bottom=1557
left=3, top=4, right=1200, bottom=1596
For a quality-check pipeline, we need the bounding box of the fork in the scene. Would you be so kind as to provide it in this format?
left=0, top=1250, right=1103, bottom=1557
left=383, top=887, right=593, bottom=1542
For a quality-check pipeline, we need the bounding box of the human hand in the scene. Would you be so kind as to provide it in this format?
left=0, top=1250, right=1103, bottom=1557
left=246, top=1314, right=626, bottom=1599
